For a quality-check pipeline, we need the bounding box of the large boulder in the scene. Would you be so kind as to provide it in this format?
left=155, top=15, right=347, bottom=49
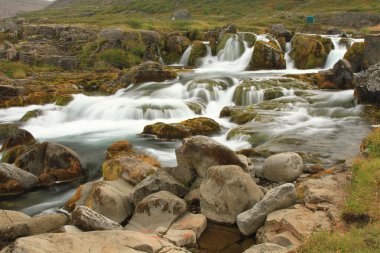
left=175, top=136, right=248, bottom=178
left=169, top=213, right=207, bottom=239
left=289, top=35, right=328, bottom=69
left=172, top=9, right=191, bottom=20
left=220, top=106, right=258, bottom=125
left=64, top=179, right=133, bottom=223
left=243, top=243, right=288, bottom=253
left=355, top=62, right=380, bottom=104
left=14, top=142, right=86, bottom=186
left=237, top=183, right=297, bottom=235
left=1, top=230, right=189, bottom=253
left=119, top=61, right=178, bottom=85
left=256, top=204, right=331, bottom=250
left=0, top=129, right=35, bottom=152
left=364, top=34, right=380, bottom=67
left=248, top=40, right=286, bottom=70
left=99, top=27, right=125, bottom=42
left=180, top=117, right=221, bottom=135
left=71, top=206, right=123, bottom=231
left=130, top=168, right=189, bottom=206
left=102, top=152, right=159, bottom=185
left=0, top=163, right=38, bottom=196
left=163, top=33, right=191, bottom=64
left=200, top=165, right=264, bottom=224
left=320, top=59, right=354, bottom=89
left=267, top=24, right=293, bottom=42
left=0, top=213, right=68, bottom=248
left=125, top=191, right=188, bottom=234
left=344, top=42, right=365, bottom=73
left=262, top=152, right=303, bottom=182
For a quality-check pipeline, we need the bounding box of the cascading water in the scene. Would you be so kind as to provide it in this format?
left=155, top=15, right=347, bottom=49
left=179, top=45, right=193, bottom=65
left=0, top=32, right=370, bottom=216
left=218, top=35, right=245, bottom=61
left=285, top=42, right=296, bottom=70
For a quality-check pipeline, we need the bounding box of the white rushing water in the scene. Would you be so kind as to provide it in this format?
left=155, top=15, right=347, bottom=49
left=0, top=32, right=370, bottom=215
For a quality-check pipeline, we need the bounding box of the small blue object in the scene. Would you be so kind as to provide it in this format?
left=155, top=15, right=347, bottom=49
left=306, top=16, right=315, bottom=24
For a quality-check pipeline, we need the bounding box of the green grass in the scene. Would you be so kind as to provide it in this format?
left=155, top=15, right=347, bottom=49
left=0, top=61, right=60, bottom=79
left=20, top=0, right=380, bottom=32
left=298, top=128, right=380, bottom=252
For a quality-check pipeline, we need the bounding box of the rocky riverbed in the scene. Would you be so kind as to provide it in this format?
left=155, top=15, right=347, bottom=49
left=1, top=21, right=380, bottom=253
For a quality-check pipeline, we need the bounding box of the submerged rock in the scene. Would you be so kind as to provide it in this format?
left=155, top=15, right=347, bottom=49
left=119, top=61, right=178, bottom=85
left=262, top=152, right=303, bottom=182
left=0, top=163, right=38, bottom=196
left=176, top=136, right=248, bottom=178
left=200, top=165, right=263, bottom=224
left=71, top=206, right=123, bottom=231
left=220, top=106, right=258, bottom=125
left=237, top=183, right=297, bottom=235
left=14, top=142, right=86, bottom=186
left=125, top=191, right=187, bottom=234
left=355, top=62, right=380, bottom=105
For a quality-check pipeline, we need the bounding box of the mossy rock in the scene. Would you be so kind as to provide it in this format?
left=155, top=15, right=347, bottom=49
left=20, top=110, right=42, bottom=122
left=186, top=101, right=204, bottom=115
left=339, top=38, right=351, bottom=49
left=188, top=41, right=207, bottom=67
left=0, top=124, right=19, bottom=139
left=180, top=117, right=221, bottom=135
left=344, top=42, right=365, bottom=73
left=55, top=95, right=73, bottom=106
left=290, top=35, right=328, bottom=69
left=263, top=88, right=284, bottom=101
left=227, top=126, right=270, bottom=146
left=240, top=32, right=257, bottom=48
left=1, top=145, right=27, bottom=164
left=248, top=40, right=286, bottom=70
left=317, top=36, right=334, bottom=54
left=143, top=122, right=192, bottom=139
left=220, top=106, right=258, bottom=125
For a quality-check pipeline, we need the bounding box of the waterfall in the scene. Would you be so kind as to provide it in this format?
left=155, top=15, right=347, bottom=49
left=285, top=42, right=295, bottom=70
left=218, top=35, right=244, bottom=61
left=179, top=45, right=193, bottom=66
left=324, top=36, right=349, bottom=69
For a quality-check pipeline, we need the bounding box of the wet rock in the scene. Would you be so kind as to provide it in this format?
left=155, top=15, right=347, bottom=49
left=200, top=165, right=263, bottom=224
left=130, top=169, right=189, bottom=206
left=243, top=243, right=288, bottom=253
left=262, top=152, right=303, bottom=182
left=355, top=62, right=380, bottom=105
left=2, top=230, right=190, bottom=253
left=170, top=213, right=207, bottom=238
left=14, top=142, right=86, bottom=186
left=256, top=204, right=331, bottom=250
left=105, top=140, right=133, bottom=159
left=163, top=229, right=196, bottom=247
left=64, top=179, right=133, bottom=223
left=176, top=136, right=248, bottom=178
left=102, top=153, right=159, bottom=185
left=289, top=35, right=329, bottom=69
left=189, top=41, right=207, bottom=67
left=220, top=106, right=258, bottom=125
left=267, top=24, right=293, bottom=42
left=237, top=183, right=297, bottom=235
left=320, top=59, right=354, bottom=89
left=0, top=213, right=68, bottom=248
left=364, top=34, right=380, bottom=67
left=0, top=163, right=38, bottom=196
left=344, top=42, right=365, bottom=73
left=0, top=124, right=19, bottom=140
left=20, top=109, right=43, bottom=122
left=249, top=40, right=286, bottom=70
left=71, top=206, right=123, bottom=231
left=241, top=32, right=257, bottom=47
left=125, top=191, right=187, bottom=234
left=163, top=33, right=191, bottom=64
left=0, top=210, right=31, bottom=226
left=143, top=122, right=193, bottom=139
left=172, top=9, right=191, bottom=20
left=0, top=128, right=35, bottom=152
left=180, top=117, right=221, bottom=135
left=119, top=61, right=178, bottom=85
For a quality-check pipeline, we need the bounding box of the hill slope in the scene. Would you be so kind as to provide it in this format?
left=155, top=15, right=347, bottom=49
left=0, top=0, right=50, bottom=19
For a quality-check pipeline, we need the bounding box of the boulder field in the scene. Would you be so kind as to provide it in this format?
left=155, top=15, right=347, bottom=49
left=1, top=134, right=353, bottom=252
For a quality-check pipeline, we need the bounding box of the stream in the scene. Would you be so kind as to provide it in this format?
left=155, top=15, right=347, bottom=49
left=0, top=34, right=371, bottom=216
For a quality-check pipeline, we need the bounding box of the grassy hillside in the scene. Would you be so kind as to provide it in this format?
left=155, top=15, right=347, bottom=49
left=0, top=0, right=50, bottom=19
left=19, top=0, right=380, bottom=32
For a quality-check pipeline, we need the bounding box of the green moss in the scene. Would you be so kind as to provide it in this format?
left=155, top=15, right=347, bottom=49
left=96, top=48, right=142, bottom=69
left=264, top=88, right=284, bottom=101
left=188, top=40, right=207, bottom=67
left=55, top=95, right=74, bottom=106
left=290, top=35, right=327, bottom=69
left=241, top=32, right=257, bottom=47
left=220, top=106, right=258, bottom=125
left=248, top=40, right=285, bottom=70
left=20, top=110, right=42, bottom=122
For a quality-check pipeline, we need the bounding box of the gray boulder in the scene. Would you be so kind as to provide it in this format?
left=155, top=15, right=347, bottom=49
left=243, top=243, right=288, bottom=253
left=267, top=24, right=293, bottom=42
left=237, top=183, right=297, bottom=235
left=130, top=168, right=188, bottom=206
left=355, top=62, right=380, bottom=104
left=262, top=152, right=303, bottom=182
left=99, top=27, right=125, bottom=41
left=331, top=59, right=354, bottom=89
left=172, top=9, right=191, bottom=20
left=125, top=191, right=188, bottom=234
left=71, top=206, right=123, bottom=231
left=200, top=165, right=264, bottom=224
left=364, top=34, right=380, bottom=67
left=176, top=136, right=248, bottom=178
left=0, top=163, right=38, bottom=196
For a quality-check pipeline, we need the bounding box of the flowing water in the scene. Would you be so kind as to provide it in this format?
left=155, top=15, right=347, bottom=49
left=0, top=33, right=371, bottom=215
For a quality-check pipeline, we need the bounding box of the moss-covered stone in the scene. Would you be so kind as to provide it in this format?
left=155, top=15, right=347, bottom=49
left=1, top=145, right=27, bottom=164
left=55, top=95, right=74, bottom=106
left=143, top=122, right=192, bottom=139
left=0, top=124, right=19, bottom=139
left=248, top=40, right=286, bottom=70
left=220, top=106, right=258, bottom=125
left=188, top=41, right=207, bottom=67
left=289, top=35, right=328, bottom=69
left=20, top=110, right=42, bottom=122
left=263, top=88, right=284, bottom=100
left=344, top=42, right=365, bottom=73
left=180, top=117, right=221, bottom=135
left=241, top=32, right=257, bottom=47
left=186, top=101, right=204, bottom=115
